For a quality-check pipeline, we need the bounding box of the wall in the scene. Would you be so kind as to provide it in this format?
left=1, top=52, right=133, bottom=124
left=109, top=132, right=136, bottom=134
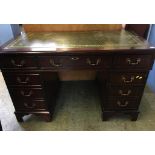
left=0, top=24, right=14, bottom=46
left=147, top=25, right=155, bottom=92
left=10, top=24, right=21, bottom=38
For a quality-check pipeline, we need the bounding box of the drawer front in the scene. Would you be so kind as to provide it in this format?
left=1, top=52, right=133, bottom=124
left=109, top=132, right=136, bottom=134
left=38, top=56, right=71, bottom=69
left=105, top=97, right=140, bottom=110
left=0, top=56, right=38, bottom=69
left=14, top=99, right=47, bottom=111
left=38, top=56, right=112, bottom=69
left=109, top=72, right=148, bottom=85
left=9, top=88, right=44, bottom=100
left=3, top=73, right=41, bottom=86
left=114, top=54, right=153, bottom=69
left=108, top=86, right=143, bottom=97
left=84, top=56, right=111, bottom=68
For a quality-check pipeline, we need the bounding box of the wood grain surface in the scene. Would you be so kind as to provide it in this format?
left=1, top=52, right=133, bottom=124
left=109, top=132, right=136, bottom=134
left=23, top=24, right=122, bottom=32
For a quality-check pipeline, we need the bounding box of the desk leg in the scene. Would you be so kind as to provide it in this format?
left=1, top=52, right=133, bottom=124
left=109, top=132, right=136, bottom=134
left=0, top=121, right=2, bottom=131
left=41, top=113, right=52, bottom=122
left=102, top=111, right=139, bottom=121
left=102, top=111, right=111, bottom=121
left=15, top=112, right=52, bottom=122
left=15, top=112, right=24, bottom=122
left=130, top=111, right=139, bottom=121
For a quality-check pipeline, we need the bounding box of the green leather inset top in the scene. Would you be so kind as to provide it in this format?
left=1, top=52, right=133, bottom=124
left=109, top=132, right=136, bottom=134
left=4, top=30, right=150, bottom=51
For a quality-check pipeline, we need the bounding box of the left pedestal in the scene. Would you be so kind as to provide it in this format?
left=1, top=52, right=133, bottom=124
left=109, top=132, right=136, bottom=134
left=2, top=70, right=59, bottom=122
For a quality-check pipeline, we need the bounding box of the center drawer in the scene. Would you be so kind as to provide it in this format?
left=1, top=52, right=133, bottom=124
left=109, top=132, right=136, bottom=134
left=38, top=55, right=112, bottom=69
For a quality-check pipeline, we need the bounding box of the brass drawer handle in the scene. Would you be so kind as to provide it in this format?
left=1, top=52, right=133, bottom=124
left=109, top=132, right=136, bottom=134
left=122, top=76, right=134, bottom=83
left=17, top=77, right=30, bottom=84
left=86, top=58, right=101, bottom=66
left=119, top=90, right=131, bottom=96
left=117, top=101, right=129, bottom=107
left=20, top=90, right=33, bottom=97
left=11, top=59, right=25, bottom=67
left=136, top=75, right=143, bottom=80
left=71, top=57, right=79, bottom=60
left=24, top=102, right=36, bottom=108
left=126, top=58, right=141, bottom=65
left=49, top=59, right=62, bottom=67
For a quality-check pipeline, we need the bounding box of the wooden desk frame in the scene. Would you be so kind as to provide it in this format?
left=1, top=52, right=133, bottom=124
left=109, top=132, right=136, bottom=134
left=0, top=30, right=155, bottom=122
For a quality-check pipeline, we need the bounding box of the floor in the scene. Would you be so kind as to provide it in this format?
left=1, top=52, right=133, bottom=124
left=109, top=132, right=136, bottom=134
left=0, top=71, right=155, bottom=131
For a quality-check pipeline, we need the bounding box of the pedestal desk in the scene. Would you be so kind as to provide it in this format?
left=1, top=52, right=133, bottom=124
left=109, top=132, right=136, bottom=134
left=0, top=30, right=155, bottom=122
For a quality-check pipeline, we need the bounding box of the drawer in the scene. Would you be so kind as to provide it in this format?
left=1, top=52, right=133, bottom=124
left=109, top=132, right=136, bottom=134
left=38, top=55, right=112, bottom=69
left=0, top=56, right=38, bottom=69
left=109, top=72, right=148, bottom=85
left=84, top=56, right=111, bottom=68
left=14, top=99, right=47, bottom=111
left=113, top=54, right=153, bottom=69
left=9, top=88, right=44, bottom=100
left=38, top=56, right=71, bottom=69
left=105, top=97, right=140, bottom=110
left=108, top=86, right=143, bottom=97
left=3, top=73, right=41, bottom=86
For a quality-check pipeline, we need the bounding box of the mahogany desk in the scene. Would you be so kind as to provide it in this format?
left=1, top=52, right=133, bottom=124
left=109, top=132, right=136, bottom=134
left=0, top=30, right=155, bottom=122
